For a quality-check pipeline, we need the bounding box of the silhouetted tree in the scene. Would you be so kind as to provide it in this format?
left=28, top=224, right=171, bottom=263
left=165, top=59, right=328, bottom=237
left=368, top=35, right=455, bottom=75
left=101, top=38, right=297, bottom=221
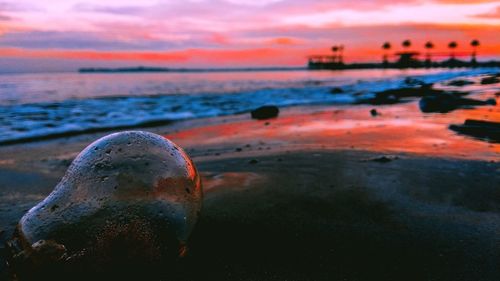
left=382, top=42, right=391, bottom=65
left=331, top=45, right=339, bottom=63
left=338, top=45, right=345, bottom=64
left=402, top=40, right=411, bottom=49
left=424, top=41, right=434, bottom=66
left=448, top=41, right=458, bottom=60
left=425, top=41, right=434, bottom=50
left=470, top=39, right=480, bottom=64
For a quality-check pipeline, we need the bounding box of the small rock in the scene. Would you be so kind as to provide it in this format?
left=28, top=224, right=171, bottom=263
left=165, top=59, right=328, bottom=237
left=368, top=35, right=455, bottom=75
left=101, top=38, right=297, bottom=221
left=419, top=93, right=496, bottom=113
left=364, top=84, right=439, bottom=105
left=235, top=148, right=242, bottom=152
left=248, top=159, right=259, bottom=164
left=330, top=87, right=344, bottom=94
left=370, top=109, right=379, bottom=117
left=363, top=156, right=399, bottom=163
left=446, top=79, right=474, bottom=87
left=481, top=76, right=500, bottom=85
left=449, top=119, right=500, bottom=142
left=251, top=106, right=279, bottom=120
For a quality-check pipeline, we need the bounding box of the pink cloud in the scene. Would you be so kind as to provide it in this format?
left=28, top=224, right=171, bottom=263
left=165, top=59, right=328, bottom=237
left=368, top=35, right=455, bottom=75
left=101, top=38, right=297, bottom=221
left=474, top=6, right=500, bottom=18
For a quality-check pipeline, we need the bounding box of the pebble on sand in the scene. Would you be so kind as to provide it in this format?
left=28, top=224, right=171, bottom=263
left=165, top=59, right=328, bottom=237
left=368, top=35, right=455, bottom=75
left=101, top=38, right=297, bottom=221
left=251, top=106, right=279, bottom=120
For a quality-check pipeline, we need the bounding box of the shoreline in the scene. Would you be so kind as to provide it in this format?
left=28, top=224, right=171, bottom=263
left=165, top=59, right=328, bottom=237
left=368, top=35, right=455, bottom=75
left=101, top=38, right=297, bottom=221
left=2, top=67, right=498, bottom=147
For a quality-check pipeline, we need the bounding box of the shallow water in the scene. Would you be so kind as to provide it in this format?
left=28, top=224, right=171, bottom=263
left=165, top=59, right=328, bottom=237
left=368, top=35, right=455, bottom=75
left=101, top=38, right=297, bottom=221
left=0, top=68, right=498, bottom=144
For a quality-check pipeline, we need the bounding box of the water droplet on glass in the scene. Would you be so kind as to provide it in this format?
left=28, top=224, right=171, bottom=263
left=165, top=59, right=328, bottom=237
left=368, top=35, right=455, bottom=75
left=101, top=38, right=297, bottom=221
left=7, top=131, right=203, bottom=276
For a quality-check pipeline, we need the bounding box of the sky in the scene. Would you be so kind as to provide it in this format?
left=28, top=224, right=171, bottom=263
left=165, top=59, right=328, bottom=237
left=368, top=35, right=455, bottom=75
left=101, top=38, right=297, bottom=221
left=1, top=0, right=500, bottom=71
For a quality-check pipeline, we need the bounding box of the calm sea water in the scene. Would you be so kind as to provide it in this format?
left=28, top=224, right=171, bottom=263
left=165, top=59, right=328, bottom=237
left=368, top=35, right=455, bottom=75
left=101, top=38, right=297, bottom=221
left=0, top=68, right=497, bottom=144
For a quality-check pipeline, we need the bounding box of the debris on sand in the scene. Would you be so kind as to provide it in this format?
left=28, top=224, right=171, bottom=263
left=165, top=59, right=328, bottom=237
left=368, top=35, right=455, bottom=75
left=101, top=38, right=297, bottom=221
left=480, top=75, right=500, bottom=85
left=361, top=84, right=445, bottom=105
left=419, top=93, right=496, bottom=113
left=361, top=155, right=399, bottom=163
left=330, top=87, right=344, bottom=94
left=449, top=119, right=500, bottom=143
left=251, top=106, right=279, bottom=120
left=446, top=79, right=474, bottom=87
left=6, top=131, right=203, bottom=279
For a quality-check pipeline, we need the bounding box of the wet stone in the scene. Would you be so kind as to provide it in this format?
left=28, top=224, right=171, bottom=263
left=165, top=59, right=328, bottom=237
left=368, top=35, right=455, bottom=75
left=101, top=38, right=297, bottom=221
left=446, top=79, right=474, bottom=87
left=419, top=93, right=496, bottom=113
left=480, top=75, right=500, bottom=85
left=251, top=105, right=279, bottom=120
left=6, top=131, right=203, bottom=279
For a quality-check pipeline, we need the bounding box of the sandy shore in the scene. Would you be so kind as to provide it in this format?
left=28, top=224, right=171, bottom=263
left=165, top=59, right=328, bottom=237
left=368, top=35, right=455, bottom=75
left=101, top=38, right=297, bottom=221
left=0, top=97, right=499, bottom=279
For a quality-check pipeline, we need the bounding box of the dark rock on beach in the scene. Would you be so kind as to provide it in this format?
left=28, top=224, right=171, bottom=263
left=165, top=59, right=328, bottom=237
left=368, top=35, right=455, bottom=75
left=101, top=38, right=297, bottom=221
left=480, top=75, right=500, bottom=85
left=370, top=109, right=379, bottom=117
left=330, top=87, right=344, bottom=94
left=449, top=119, right=500, bottom=143
left=419, top=94, right=496, bottom=113
left=362, top=84, right=446, bottom=105
left=361, top=155, right=399, bottom=163
left=446, top=79, right=474, bottom=87
left=251, top=106, right=279, bottom=120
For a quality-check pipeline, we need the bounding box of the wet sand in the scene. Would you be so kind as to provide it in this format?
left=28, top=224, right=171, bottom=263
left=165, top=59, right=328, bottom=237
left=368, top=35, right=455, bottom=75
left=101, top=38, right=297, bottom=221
left=0, top=89, right=499, bottom=280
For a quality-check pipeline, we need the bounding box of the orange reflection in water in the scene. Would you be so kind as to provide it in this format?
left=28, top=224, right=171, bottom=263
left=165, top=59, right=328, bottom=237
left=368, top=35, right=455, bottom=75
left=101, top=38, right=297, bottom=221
left=167, top=95, right=499, bottom=161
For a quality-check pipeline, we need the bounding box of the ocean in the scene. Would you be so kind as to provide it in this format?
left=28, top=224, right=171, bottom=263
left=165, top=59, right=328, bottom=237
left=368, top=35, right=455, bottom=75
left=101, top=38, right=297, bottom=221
left=0, top=68, right=497, bottom=144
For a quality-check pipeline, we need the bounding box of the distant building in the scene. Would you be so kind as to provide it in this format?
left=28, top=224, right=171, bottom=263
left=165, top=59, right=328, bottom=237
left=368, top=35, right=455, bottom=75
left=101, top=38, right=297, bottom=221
left=394, top=52, right=420, bottom=68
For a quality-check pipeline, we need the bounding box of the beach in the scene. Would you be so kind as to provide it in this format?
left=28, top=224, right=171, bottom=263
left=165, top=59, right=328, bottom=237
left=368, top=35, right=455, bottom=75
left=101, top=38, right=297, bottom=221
left=0, top=69, right=499, bottom=280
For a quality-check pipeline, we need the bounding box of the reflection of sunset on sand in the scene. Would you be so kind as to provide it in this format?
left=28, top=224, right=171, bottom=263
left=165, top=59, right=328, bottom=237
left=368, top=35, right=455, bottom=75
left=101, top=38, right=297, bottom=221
left=169, top=101, right=499, bottom=162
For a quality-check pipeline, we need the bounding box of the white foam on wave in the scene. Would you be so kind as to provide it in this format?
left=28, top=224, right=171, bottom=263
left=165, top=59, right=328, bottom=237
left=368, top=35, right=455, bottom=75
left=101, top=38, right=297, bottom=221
left=0, top=68, right=496, bottom=144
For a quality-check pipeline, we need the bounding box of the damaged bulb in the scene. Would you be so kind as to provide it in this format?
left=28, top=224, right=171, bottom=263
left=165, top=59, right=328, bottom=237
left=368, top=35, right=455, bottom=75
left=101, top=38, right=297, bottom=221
left=7, top=131, right=202, bottom=277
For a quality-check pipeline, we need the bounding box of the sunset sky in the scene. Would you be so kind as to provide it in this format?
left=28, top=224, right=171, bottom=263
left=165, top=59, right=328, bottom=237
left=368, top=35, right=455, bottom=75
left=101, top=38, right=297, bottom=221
left=1, top=0, right=500, bottom=72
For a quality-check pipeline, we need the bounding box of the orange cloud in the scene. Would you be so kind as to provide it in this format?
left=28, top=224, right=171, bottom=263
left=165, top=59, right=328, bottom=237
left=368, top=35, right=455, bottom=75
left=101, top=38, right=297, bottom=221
left=209, top=33, right=230, bottom=45
left=0, top=22, right=499, bottom=68
left=269, top=37, right=302, bottom=45
left=0, top=48, right=190, bottom=61
left=0, top=47, right=322, bottom=67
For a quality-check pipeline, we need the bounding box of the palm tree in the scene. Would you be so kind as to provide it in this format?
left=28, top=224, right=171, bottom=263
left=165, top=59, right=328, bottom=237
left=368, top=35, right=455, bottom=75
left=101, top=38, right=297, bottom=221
left=448, top=41, right=458, bottom=60
left=331, top=45, right=339, bottom=63
left=402, top=40, right=411, bottom=49
left=470, top=39, right=480, bottom=64
left=424, top=41, right=434, bottom=65
left=382, top=42, right=391, bottom=65
left=338, top=45, right=344, bottom=64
